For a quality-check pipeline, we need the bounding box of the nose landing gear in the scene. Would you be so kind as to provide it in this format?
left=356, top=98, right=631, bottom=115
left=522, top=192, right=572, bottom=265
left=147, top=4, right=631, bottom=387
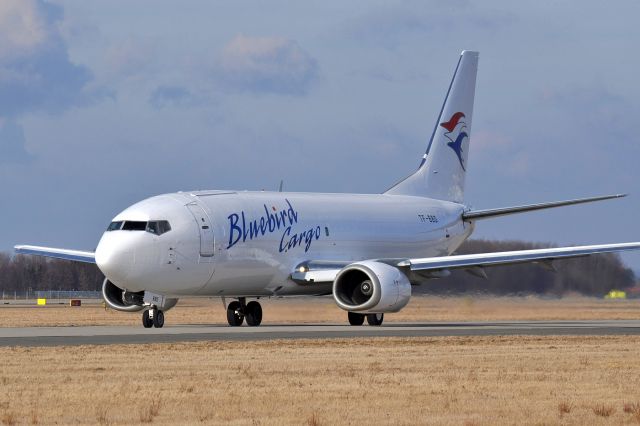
left=142, top=308, right=165, bottom=328
left=226, top=298, right=263, bottom=327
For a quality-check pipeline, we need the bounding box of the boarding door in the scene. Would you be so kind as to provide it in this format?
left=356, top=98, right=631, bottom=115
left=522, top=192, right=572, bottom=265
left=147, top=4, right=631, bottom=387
left=186, top=202, right=215, bottom=258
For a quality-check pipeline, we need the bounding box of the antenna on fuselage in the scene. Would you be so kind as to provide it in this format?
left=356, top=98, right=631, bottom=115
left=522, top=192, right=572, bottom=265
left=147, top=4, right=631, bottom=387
left=278, top=180, right=284, bottom=192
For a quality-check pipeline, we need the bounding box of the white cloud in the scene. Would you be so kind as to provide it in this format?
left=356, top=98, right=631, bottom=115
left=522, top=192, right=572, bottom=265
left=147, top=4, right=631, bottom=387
left=103, top=37, right=159, bottom=80
left=0, top=0, right=53, bottom=61
left=216, top=35, right=319, bottom=96
left=0, top=0, right=93, bottom=117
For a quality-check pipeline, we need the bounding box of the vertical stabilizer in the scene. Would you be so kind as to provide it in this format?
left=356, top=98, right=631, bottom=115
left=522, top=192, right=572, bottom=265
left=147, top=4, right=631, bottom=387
left=385, top=51, right=478, bottom=203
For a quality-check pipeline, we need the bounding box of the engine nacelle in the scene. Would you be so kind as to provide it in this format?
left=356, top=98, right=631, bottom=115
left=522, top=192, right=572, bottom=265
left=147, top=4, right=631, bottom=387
left=102, top=279, right=178, bottom=312
left=102, top=279, right=145, bottom=312
left=332, top=261, right=411, bottom=313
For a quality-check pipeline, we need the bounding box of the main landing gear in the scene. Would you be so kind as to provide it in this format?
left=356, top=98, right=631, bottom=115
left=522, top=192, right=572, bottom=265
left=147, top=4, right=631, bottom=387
left=142, top=308, right=165, bottom=328
left=226, top=298, right=263, bottom=327
left=348, top=312, right=384, bottom=326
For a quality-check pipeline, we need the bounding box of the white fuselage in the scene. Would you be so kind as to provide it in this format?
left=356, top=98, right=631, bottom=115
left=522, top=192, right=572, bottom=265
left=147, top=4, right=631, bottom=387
left=94, top=191, right=473, bottom=298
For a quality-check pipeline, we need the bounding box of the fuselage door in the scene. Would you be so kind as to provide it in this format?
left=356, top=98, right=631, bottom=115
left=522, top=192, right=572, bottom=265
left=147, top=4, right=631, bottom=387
left=186, top=202, right=215, bottom=257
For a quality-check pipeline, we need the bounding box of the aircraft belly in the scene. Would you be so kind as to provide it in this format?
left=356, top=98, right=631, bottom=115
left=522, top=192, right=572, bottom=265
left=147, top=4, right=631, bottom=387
left=201, top=258, right=284, bottom=296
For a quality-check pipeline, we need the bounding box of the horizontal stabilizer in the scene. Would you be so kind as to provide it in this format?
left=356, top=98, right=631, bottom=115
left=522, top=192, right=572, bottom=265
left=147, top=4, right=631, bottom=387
left=14, top=245, right=96, bottom=264
left=463, top=194, right=626, bottom=221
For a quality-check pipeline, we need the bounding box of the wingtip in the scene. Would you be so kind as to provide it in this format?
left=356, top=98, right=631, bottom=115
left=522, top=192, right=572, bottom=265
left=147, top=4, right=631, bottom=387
left=601, top=193, right=626, bottom=199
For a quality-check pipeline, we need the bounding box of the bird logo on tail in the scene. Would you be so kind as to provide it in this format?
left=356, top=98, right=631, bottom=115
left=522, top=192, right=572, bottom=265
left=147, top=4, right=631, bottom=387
left=439, top=111, right=468, bottom=170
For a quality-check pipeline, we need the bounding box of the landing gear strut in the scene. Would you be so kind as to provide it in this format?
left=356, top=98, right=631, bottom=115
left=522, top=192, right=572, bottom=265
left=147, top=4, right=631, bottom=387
left=226, top=298, right=263, bottom=327
left=142, top=308, right=164, bottom=328
left=142, top=310, right=153, bottom=328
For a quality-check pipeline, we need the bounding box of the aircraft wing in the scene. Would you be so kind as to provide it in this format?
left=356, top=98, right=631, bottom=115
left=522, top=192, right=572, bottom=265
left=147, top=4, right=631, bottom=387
left=14, top=245, right=96, bottom=264
left=399, top=242, right=640, bottom=272
left=292, top=242, right=640, bottom=283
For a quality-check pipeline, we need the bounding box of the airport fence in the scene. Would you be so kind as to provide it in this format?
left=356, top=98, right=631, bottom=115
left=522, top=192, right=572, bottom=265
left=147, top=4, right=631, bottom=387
left=0, top=290, right=102, bottom=300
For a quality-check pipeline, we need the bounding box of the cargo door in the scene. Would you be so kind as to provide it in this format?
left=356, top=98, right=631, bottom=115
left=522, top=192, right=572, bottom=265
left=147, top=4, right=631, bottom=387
left=186, top=202, right=215, bottom=257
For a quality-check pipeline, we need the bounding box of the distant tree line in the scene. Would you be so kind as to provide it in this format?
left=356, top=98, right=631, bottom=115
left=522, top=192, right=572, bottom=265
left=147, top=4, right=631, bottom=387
left=0, top=253, right=104, bottom=296
left=0, top=239, right=636, bottom=297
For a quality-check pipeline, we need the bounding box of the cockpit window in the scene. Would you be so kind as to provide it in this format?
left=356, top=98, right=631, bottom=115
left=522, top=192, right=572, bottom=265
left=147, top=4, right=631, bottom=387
left=146, top=220, right=171, bottom=236
left=107, top=221, right=123, bottom=231
left=122, top=221, right=147, bottom=231
left=107, top=220, right=171, bottom=234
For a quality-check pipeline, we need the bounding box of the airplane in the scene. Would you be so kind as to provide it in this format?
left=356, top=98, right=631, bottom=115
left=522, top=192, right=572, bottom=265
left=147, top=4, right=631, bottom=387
left=15, top=50, right=640, bottom=329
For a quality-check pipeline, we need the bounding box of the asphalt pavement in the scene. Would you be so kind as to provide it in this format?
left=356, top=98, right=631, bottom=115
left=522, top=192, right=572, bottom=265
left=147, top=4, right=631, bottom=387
left=1, top=320, right=640, bottom=347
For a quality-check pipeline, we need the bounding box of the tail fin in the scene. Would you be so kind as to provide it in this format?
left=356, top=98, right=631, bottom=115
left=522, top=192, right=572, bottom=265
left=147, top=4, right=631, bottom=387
left=385, top=50, right=478, bottom=203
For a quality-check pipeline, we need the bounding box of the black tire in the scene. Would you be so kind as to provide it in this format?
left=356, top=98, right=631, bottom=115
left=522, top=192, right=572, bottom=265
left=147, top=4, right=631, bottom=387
left=142, top=310, right=153, bottom=328
left=226, top=301, right=244, bottom=326
left=245, top=301, right=263, bottom=327
left=348, top=312, right=365, bottom=326
left=366, top=313, right=384, bottom=326
left=153, top=310, right=165, bottom=328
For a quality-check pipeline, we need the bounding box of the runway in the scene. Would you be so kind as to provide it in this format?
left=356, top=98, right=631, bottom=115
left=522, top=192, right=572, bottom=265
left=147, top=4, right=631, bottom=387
left=2, top=320, right=640, bottom=347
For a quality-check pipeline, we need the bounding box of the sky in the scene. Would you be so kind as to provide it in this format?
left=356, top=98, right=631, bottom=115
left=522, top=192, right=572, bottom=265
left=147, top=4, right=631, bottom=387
left=2, top=0, right=640, bottom=271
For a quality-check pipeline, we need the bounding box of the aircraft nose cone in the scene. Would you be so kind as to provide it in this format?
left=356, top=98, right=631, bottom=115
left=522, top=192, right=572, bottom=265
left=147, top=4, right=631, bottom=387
left=95, top=238, right=134, bottom=285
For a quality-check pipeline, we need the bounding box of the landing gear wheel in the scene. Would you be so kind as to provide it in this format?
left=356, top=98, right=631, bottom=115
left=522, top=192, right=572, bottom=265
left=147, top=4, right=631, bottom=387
left=348, top=312, right=365, bottom=326
left=226, top=301, right=244, bottom=326
left=367, top=313, right=384, bottom=326
left=245, top=301, right=263, bottom=327
left=142, top=310, right=153, bottom=328
left=153, top=310, right=165, bottom=328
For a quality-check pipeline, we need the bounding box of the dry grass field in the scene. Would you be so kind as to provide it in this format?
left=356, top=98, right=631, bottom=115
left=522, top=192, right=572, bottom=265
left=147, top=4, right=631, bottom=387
left=1, top=295, right=639, bottom=327
left=2, top=336, right=640, bottom=425
left=2, top=296, right=640, bottom=424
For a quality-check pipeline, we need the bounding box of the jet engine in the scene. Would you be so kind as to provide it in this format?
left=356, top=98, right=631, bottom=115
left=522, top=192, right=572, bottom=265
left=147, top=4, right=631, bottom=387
left=332, top=261, right=411, bottom=313
left=102, top=279, right=145, bottom=312
left=102, top=279, right=179, bottom=312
